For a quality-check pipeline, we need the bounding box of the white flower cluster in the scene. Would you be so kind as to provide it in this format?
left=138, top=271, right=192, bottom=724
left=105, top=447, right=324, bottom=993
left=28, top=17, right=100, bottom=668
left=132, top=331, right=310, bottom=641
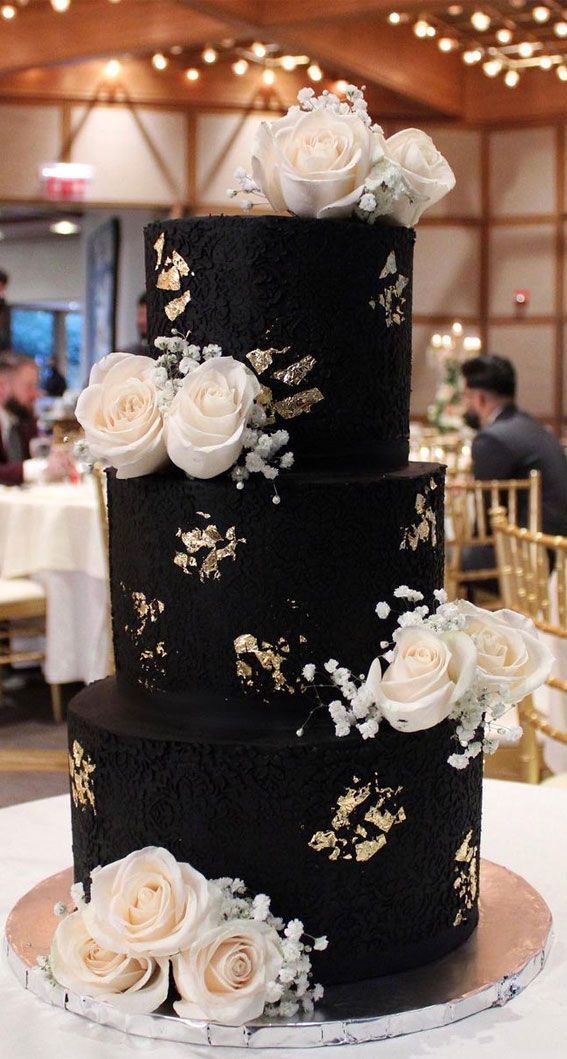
left=299, top=590, right=553, bottom=770
left=213, top=876, right=326, bottom=1018
left=152, top=332, right=222, bottom=412
left=231, top=421, right=293, bottom=494
left=354, top=155, right=415, bottom=226
left=293, top=84, right=380, bottom=130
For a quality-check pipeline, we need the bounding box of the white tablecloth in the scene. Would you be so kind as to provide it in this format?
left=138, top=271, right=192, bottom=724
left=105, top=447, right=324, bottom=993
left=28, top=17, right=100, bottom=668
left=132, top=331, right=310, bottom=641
left=0, top=480, right=110, bottom=685
left=1, top=781, right=566, bottom=1058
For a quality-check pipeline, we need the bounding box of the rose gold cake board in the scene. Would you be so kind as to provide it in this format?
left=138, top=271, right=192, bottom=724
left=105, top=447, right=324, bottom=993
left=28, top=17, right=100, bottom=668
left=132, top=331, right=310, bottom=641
left=4, top=859, right=552, bottom=1050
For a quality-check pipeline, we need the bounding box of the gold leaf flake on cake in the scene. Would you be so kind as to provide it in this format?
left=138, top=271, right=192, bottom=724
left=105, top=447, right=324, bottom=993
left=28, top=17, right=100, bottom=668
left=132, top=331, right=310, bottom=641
left=69, top=741, right=96, bottom=814
left=275, top=387, right=324, bottom=420
left=175, top=516, right=245, bottom=582
left=309, top=776, right=405, bottom=862
left=452, top=829, right=479, bottom=926
left=272, top=355, right=316, bottom=388
left=234, top=633, right=294, bottom=693
left=369, top=250, right=409, bottom=326
left=156, top=250, right=192, bottom=292
left=127, top=590, right=165, bottom=639
left=165, top=289, right=191, bottom=322
left=400, top=482, right=437, bottom=552
left=154, top=232, right=165, bottom=270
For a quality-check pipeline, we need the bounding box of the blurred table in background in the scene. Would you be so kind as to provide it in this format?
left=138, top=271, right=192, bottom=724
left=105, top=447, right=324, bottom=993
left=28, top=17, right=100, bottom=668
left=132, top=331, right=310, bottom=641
left=0, top=479, right=110, bottom=686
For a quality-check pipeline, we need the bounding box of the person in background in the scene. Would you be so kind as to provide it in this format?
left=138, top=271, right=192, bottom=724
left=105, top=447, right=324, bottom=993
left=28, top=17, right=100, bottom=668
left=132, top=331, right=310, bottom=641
left=43, top=355, right=67, bottom=398
left=0, top=268, right=11, bottom=351
left=0, top=352, right=74, bottom=486
left=123, top=292, right=148, bottom=356
left=461, top=355, right=567, bottom=550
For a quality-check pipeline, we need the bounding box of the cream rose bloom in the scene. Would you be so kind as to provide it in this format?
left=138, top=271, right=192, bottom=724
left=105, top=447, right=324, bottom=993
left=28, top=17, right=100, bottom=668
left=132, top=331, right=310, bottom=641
left=173, top=920, right=283, bottom=1025
left=251, top=108, right=383, bottom=219
left=76, top=352, right=167, bottom=479
left=166, top=357, right=260, bottom=479
left=457, top=601, right=553, bottom=703
left=367, top=627, right=477, bottom=732
left=84, top=847, right=219, bottom=958
left=383, top=129, right=455, bottom=227
left=50, top=909, right=169, bottom=1013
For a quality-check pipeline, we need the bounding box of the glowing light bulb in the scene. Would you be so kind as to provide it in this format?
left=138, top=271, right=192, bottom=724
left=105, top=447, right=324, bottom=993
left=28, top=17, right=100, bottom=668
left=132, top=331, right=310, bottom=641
left=533, top=6, right=550, bottom=23
left=185, top=67, right=199, bottom=81
left=414, top=20, right=430, bottom=38
left=431, top=333, right=443, bottom=348
left=483, top=58, right=503, bottom=77
left=504, top=68, right=520, bottom=87
left=335, top=79, right=349, bottom=94
left=471, top=11, right=491, bottom=32
left=232, top=59, right=248, bottom=76
left=557, top=63, right=567, bottom=80
left=518, top=42, right=534, bottom=58
left=448, top=5, right=463, bottom=14
left=463, top=49, right=483, bottom=64
left=388, top=12, right=401, bottom=24
left=307, top=63, right=323, bottom=81
left=539, top=55, right=553, bottom=70
left=452, top=321, right=463, bottom=336
left=1, top=5, right=16, bottom=20
left=496, top=28, right=512, bottom=44
left=202, top=47, right=217, bottom=64
left=281, top=55, right=297, bottom=71
left=262, top=67, right=275, bottom=85
left=252, top=42, right=266, bottom=58
left=438, top=37, right=457, bottom=52
left=104, top=59, right=121, bottom=79
left=50, top=220, right=79, bottom=236
left=152, top=53, right=168, bottom=71
left=554, top=22, right=567, bottom=38
left=51, top=0, right=71, bottom=11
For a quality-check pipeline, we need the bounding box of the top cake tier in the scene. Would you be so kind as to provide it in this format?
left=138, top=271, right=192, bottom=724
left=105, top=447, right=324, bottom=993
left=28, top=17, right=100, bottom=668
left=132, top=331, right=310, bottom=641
left=144, top=216, right=414, bottom=472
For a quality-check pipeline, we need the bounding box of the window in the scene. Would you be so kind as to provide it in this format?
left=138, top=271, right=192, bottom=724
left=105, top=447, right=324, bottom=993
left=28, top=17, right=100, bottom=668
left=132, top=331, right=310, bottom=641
left=9, top=306, right=83, bottom=391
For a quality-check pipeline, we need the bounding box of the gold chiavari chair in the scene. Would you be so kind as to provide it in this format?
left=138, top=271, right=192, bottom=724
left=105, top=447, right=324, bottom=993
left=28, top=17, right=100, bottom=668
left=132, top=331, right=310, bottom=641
left=445, top=470, right=541, bottom=605
left=410, top=430, right=472, bottom=473
left=92, top=462, right=115, bottom=676
left=0, top=579, right=62, bottom=722
left=492, top=508, right=567, bottom=784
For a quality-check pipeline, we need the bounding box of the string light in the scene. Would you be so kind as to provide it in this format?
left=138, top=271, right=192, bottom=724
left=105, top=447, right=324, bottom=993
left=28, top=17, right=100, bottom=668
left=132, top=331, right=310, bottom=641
left=463, top=49, right=483, bottom=64
left=438, top=37, right=457, bottom=52
left=51, top=0, right=71, bottom=11
left=539, top=55, right=553, bottom=70
left=152, top=53, right=168, bottom=71
left=496, top=28, right=513, bottom=44
left=447, top=5, right=463, bottom=14
left=414, top=20, right=430, bottom=38
left=471, top=11, right=491, bottom=32
left=232, top=59, right=248, bottom=76
left=202, top=47, right=217, bottom=64
left=335, top=79, right=349, bottom=93
left=554, top=22, right=567, bottom=38
left=280, top=55, right=297, bottom=70
left=185, top=68, right=200, bottom=81
left=557, top=63, right=567, bottom=80
left=0, top=5, right=16, bottom=20
left=262, top=67, right=275, bottom=85
left=532, top=6, right=550, bottom=23
left=518, top=42, right=534, bottom=58
left=307, top=63, right=323, bottom=81
left=104, top=59, right=121, bottom=79
left=504, top=68, right=520, bottom=86
left=483, top=58, right=503, bottom=77
left=388, top=12, right=401, bottom=24
left=252, top=42, right=266, bottom=58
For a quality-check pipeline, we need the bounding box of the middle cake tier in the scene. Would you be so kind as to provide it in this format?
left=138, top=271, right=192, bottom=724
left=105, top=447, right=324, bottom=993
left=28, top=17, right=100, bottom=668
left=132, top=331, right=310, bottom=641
left=108, top=463, right=444, bottom=705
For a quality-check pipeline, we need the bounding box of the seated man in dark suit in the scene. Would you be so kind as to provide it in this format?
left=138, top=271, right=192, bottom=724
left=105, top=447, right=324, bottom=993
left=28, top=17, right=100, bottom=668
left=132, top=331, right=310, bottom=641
left=460, top=355, right=567, bottom=573
left=0, top=352, right=73, bottom=486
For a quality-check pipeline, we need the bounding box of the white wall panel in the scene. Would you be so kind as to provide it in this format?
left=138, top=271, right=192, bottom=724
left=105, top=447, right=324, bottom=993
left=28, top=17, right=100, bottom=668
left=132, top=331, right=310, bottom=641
left=413, top=226, right=480, bottom=316
left=410, top=322, right=440, bottom=416
left=0, top=104, right=60, bottom=200
left=196, top=111, right=274, bottom=207
left=489, top=224, right=555, bottom=316
left=489, top=127, right=555, bottom=217
left=0, top=236, right=82, bottom=303
left=487, top=323, right=554, bottom=416
left=423, top=128, right=481, bottom=218
left=70, top=106, right=187, bottom=205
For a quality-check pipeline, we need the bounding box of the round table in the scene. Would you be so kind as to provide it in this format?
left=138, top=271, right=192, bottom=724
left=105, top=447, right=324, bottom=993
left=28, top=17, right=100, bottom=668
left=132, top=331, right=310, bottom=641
left=1, top=779, right=566, bottom=1058
left=0, top=479, right=110, bottom=685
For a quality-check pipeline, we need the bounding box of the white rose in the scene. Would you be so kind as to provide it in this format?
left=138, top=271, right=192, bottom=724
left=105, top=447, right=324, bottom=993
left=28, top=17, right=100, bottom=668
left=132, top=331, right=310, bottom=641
left=84, top=847, right=219, bottom=957
left=252, top=108, right=384, bottom=220
left=366, top=627, right=477, bottom=732
left=50, top=909, right=169, bottom=1014
left=457, top=601, right=553, bottom=703
left=76, top=352, right=167, bottom=479
left=383, top=129, right=455, bottom=226
left=166, top=357, right=260, bottom=480
left=173, top=919, right=283, bottom=1026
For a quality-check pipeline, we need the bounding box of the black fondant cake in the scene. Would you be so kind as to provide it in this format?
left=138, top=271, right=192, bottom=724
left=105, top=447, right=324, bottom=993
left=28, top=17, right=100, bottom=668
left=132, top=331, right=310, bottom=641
left=68, top=216, right=482, bottom=988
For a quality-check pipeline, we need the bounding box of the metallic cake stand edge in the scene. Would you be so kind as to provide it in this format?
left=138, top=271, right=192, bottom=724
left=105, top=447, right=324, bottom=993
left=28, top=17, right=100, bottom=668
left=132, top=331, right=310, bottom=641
left=4, top=860, right=553, bottom=1050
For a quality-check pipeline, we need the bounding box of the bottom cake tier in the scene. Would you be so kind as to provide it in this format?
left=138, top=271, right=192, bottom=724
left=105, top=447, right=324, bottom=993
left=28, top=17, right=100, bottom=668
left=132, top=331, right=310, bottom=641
left=68, top=679, right=483, bottom=986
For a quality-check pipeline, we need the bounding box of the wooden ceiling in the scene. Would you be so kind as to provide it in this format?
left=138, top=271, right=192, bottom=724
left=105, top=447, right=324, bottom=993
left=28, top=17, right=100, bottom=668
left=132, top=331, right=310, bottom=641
left=0, top=0, right=563, bottom=123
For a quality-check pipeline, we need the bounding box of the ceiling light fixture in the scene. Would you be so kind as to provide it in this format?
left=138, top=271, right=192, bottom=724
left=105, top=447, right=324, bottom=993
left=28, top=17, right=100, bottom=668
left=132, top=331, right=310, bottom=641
left=50, top=220, right=79, bottom=236
left=447, top=5, right=463, bottom=14
left=504, top=68, right=520, bottom=87
left=232, top=59, right=248, bottom=76
left=152, top=53, right=168, bottom=71
left=471, top=11, right=491, bottom=31
left=532, top=6, right=550, bottom=23
left=262, top=68, right=275, bottom=85
left=414, top=20, right=430, bottom=38
left=281, top=55, right=297, bottom=71
left=518, top=41, right=534, bottom=58
left=104, top=59, right=121, bottom=79
left=483, top=58, right=503, bottom=77
left=496, top=28, right=513, bottom=44
left=554, top=22, right=567, bottom=38
left=388, top=12, right=401, bottom=24
left=0, top=5, right=16, bottom=20
left=252, top=42, right=266, bottom=58
left=185, top=67, right=200, bottom=81
left=51, top=0, right=71, bottom=11
left=335, top=79, right=349, bottom=93
left=438, top=37, right=457, bottom=51
left=307, top=62, right=323, bottom=81
left=463, top=49, right=483, bottom=64
left=202, top=47, right=217, bottom=64
left=557, top=63, right=567, bottom=80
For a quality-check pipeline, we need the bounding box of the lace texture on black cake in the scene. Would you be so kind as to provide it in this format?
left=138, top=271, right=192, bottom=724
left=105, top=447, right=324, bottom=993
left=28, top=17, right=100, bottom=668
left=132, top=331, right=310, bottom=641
left=69, top=682, right=483, bottom=986
left=107, top=464, right=445, bottom=704
left=145, top=216, right=414, bottom=471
